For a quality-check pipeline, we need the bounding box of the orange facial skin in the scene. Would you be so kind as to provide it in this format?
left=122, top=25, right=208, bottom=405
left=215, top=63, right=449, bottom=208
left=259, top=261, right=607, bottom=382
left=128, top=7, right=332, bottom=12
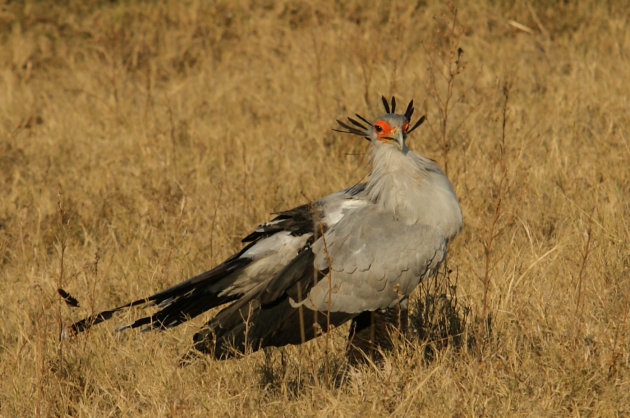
left=373, top=119, right=407, bottom=143
left=373, top=120, right=393, bottom=142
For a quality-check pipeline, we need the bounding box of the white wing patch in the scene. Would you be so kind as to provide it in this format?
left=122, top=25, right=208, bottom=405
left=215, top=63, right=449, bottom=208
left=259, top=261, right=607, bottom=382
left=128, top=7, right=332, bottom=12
left=219, top=231, right=312, bottom=297
left=320, top=198, right=368, bottom=226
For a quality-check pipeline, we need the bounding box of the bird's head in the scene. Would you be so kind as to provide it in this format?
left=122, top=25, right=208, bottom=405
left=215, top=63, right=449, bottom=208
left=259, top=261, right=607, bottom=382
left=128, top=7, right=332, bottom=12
left=334, top=96, right=426, bottom=151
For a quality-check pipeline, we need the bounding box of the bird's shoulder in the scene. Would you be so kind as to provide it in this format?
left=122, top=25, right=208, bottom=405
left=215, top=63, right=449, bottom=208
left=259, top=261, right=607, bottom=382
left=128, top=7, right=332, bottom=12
left=314, top=206, right=447, bottom=275
left=241, top=183, right=368, bottom=244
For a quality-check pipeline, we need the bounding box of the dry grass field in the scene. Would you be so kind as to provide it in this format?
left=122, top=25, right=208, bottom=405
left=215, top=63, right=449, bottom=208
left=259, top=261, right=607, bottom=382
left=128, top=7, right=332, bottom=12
left=1, top=0, right=629, bottom=415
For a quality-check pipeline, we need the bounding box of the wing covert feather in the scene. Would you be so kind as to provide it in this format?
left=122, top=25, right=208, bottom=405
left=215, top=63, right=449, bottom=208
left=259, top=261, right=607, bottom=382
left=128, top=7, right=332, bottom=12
left=305, top=208, right=446, bottom=313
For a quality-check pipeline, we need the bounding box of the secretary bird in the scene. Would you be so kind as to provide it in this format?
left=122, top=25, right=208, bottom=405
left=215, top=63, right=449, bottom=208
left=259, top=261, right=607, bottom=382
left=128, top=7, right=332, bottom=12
left=66, top=97, right=462, bottom=362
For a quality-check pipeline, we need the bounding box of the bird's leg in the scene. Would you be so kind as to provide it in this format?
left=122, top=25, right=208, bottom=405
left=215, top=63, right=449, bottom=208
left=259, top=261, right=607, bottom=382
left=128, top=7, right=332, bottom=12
left=346, top=303, right=409, bottom=365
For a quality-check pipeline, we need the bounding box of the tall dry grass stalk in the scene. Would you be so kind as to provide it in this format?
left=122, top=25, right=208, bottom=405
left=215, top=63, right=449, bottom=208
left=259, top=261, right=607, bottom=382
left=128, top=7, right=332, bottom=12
left=1, top=0, right=629, bottom=415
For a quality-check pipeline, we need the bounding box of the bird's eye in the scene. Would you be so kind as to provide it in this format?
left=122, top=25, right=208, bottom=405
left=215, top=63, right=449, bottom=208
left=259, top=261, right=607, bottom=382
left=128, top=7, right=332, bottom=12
left=374, top=124, right=383, bottom=132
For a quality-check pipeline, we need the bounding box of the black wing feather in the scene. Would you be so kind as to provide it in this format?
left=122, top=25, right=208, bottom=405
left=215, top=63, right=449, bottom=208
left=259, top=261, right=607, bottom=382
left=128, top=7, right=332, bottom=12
left=242, top=204, right=315, bottom=243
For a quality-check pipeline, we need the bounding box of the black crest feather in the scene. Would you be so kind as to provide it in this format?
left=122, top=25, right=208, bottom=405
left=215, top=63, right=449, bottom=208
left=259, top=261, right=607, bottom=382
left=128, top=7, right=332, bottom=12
left=404, top=100, right=414, bottom=120
left=335, top=96, right=426, bottom=140
left=381, top=96, right=390, bottom=113
left=381, top=96, right=397, bottom=114
left=408, top=115, right=426, bottom=134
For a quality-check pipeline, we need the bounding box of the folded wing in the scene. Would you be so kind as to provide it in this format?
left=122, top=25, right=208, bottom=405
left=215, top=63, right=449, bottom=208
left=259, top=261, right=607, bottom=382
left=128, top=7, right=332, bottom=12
left=66, top=184, right=368, bottom=339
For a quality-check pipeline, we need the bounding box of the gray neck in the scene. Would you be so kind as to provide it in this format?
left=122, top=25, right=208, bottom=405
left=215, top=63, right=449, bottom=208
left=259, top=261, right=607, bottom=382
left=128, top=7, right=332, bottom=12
left=365, top=144, right=463, bottom=239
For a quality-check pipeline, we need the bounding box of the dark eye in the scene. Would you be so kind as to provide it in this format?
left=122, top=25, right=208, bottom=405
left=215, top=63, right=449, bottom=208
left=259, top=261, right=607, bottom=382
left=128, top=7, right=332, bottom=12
left=374, top=125, right=383, bottom=132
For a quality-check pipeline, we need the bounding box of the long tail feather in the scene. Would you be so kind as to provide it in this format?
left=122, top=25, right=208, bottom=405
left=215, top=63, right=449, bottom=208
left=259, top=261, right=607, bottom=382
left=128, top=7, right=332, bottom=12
left=65, top=257, right=250, bottom=335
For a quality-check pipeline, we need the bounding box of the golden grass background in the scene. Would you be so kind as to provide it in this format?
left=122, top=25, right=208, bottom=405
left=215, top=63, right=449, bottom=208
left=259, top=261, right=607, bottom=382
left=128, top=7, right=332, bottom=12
left=1, top=0, right=629, bottom=415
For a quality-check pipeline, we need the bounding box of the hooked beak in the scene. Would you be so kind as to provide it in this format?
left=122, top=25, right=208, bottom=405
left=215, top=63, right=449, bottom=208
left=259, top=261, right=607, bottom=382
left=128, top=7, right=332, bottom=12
left=384, top=128, right=405, bottom=149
